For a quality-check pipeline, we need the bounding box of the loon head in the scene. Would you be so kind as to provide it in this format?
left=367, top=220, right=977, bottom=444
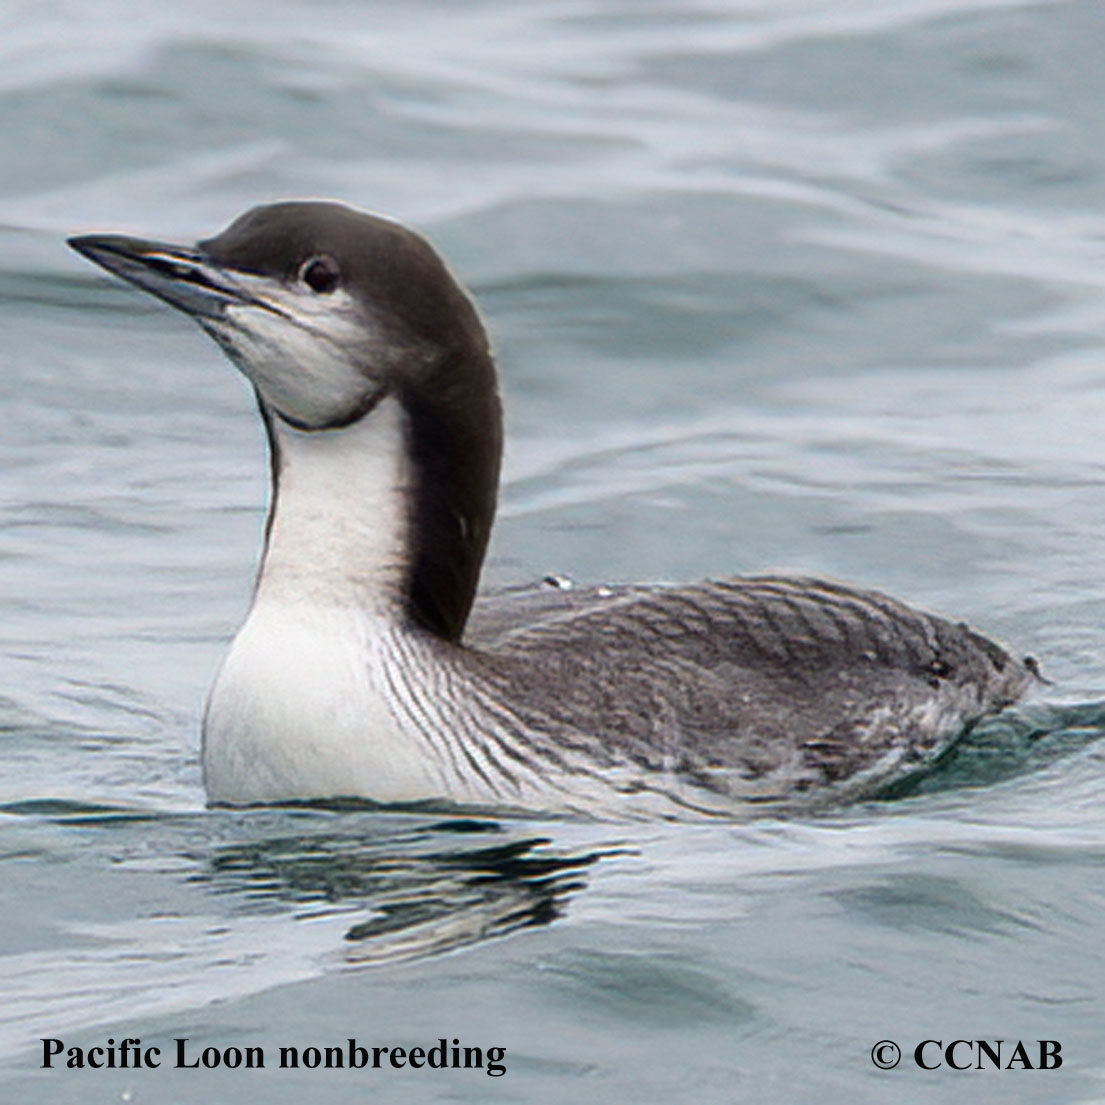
left=69, top=201, right=502, bottom=642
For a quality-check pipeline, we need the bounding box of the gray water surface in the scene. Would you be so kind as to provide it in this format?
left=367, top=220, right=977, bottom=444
left=5, top=1, right=1105, bottom=1102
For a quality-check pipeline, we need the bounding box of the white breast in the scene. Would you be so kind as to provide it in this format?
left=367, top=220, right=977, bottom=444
left=202, top=599, right=452, bottom=804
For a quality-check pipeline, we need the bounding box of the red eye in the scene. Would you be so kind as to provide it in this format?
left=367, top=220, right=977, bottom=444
left=300, top=256, right=340, bottom=293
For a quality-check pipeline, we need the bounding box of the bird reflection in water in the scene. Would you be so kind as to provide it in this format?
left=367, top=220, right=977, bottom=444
left=187, top=812, right=620, bottom=965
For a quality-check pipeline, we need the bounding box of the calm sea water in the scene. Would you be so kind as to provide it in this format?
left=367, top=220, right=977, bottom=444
left=4, top=0, right=1105, bottom=1101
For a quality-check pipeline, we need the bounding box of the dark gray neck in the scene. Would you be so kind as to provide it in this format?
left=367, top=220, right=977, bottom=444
left=399, top=343, right=502, bottom=642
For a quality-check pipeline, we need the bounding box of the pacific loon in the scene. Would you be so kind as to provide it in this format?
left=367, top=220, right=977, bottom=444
left=69, top=201, right=1030, bottom=819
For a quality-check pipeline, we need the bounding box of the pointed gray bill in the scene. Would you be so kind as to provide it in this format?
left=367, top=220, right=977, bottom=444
left=67, top=234, right=273, bottom=320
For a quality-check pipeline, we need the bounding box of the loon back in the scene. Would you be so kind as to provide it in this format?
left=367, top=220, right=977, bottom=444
left=68, top=201, right=1031, bottom=818
left=466, top=575, right=1028, bottom=815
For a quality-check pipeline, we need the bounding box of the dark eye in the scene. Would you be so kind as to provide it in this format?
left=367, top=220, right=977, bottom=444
left=299, top=255, right=340, bottom=294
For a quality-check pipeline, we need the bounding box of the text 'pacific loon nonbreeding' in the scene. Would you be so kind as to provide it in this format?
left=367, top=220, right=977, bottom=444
left=68, top=201, right=1031, bottom=819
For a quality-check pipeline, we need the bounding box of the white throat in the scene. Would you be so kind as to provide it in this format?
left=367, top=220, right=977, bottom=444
left=257, top=394, right=411, bottom=610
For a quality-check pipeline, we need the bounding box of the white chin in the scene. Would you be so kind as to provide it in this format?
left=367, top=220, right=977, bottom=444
left=219, top=316, right=369, bottom=429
